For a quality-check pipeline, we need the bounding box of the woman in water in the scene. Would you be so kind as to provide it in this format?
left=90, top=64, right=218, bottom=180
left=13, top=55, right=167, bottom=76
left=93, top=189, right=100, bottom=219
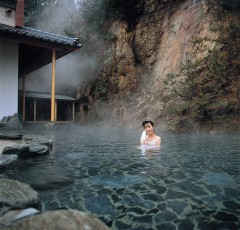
left=140, top=120, right=161, bottom=146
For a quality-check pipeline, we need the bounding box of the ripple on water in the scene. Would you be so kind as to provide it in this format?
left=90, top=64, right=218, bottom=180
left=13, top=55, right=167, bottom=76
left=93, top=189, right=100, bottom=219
left=1, top=127, right=240, bottom=230
left=201, top=172, right=237, bottom=187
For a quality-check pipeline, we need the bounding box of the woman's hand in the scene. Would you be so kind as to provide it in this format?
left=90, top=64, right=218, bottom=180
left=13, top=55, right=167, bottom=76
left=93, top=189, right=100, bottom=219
left=140, top=130, right=147, bottom=144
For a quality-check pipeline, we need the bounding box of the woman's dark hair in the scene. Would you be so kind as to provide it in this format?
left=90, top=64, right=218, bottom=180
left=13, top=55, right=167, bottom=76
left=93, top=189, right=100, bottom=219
left=142, top=120, right=154, bottom=127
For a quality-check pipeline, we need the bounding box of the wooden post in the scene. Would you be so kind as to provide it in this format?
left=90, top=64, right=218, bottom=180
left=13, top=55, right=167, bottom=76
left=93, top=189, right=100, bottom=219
left=72, top=101, right=75, bottom=122
left=22, top=72, right=26, bottom=122
left=51, top=48, right=56, bottom=122
left=34, top=99, right=36, bottom=122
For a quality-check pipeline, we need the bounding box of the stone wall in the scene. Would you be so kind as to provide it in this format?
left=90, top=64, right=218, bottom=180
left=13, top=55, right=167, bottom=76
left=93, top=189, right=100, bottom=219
left=82, top=0, right=220, bottom=129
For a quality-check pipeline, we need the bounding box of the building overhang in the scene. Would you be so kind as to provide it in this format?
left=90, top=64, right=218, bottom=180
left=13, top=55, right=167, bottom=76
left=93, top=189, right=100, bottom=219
left=0, top=0, right=17, bottom=9
left=0, top=23, right=82, bottom=76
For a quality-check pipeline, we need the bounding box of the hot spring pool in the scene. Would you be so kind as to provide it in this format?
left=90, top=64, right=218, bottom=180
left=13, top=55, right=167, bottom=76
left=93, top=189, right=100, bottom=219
left=1, top=125, right=240, bottom=229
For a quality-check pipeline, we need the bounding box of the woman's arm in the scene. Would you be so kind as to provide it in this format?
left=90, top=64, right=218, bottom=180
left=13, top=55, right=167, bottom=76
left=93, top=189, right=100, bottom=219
left=156, top=136, right=161, bottom=145
left=140, top=130, right=147, bottom=145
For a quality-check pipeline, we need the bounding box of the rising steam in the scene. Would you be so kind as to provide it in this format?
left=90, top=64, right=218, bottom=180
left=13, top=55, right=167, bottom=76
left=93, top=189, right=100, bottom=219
left=24, top=0, right=103, bottom=97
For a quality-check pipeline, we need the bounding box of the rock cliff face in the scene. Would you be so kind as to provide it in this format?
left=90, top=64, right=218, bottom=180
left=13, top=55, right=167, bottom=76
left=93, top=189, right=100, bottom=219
left=80, top=0, right=220, bottom=129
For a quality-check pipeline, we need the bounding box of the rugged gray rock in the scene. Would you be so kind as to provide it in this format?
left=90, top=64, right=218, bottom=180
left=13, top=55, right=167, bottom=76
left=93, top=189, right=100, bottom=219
left=1, top=209, right=111, bottom=230
left=0, top=154, right=18, bottom=167
left=2, top=143, right=49, bottom=158
left=0, top=134, right=52, bottom=167
left=0, top=178, right=41, bottom=216
left=0, top=114, right=22, bottom=130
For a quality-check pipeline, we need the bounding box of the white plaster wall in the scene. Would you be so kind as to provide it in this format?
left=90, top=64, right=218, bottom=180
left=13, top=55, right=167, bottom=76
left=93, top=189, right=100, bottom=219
left=0, top=39, right=19, bottom=119
left=0, top=5, right=15, bottom=27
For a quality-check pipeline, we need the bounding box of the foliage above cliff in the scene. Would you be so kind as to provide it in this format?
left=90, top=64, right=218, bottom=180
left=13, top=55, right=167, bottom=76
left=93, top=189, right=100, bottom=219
left=214, top=0, right=240, bottom=11
left=81, top=0, right=145, bottom=30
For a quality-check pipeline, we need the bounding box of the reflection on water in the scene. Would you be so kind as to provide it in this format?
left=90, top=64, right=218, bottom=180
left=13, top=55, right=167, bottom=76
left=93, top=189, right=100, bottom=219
left=1, top=125, right=240, bottom=230
left=137, top=145, right=161, bottom=159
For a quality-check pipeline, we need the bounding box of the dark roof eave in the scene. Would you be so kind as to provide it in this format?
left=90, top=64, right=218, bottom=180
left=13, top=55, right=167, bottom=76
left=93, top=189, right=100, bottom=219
left=0, top=23, right=82, bottom=50
left=0, top=23, right=82, bottom=75
left=23, top=48, right=78, bottom=75
left=0, top=0, right=17, bottom=9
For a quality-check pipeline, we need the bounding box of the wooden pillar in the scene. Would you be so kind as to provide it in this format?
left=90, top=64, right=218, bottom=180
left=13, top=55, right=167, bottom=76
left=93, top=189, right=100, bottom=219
left=22, top=72, right=26, bottom=122
left=51, top=48, right=56, bottom=122
left=34, top=99, right=36, bottom=122
left=72, top=101, right=75, bottom=122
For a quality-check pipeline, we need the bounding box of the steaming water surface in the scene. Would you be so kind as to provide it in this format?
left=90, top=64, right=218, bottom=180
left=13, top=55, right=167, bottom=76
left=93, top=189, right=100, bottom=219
left=1, top=125, right=240, bottom=229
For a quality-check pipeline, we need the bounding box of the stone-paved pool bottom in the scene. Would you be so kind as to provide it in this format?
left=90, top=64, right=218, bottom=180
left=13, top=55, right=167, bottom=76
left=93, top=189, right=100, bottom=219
left=1, top=126, right=240, bottom=229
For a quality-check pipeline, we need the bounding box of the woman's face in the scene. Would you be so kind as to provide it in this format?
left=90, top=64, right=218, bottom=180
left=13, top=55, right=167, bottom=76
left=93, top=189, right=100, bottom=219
left=144, top=122, right=154, bottom=135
